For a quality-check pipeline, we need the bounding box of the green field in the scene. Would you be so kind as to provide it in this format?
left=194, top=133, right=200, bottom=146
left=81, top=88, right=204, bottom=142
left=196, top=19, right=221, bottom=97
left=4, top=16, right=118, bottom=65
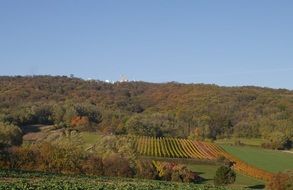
left=215, top=138, right=265, bottom=146
left=0, top=169, right=236, bottom=190
left=221, top=145, right=293, bottom=173
left=80, top=132, right=101, bottom=145
left=188, top=164, right=265, bottom=189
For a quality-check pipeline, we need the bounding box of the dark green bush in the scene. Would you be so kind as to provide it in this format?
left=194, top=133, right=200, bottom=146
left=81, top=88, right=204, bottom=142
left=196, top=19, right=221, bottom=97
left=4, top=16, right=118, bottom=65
left=214, top=166, right=236, bottom=185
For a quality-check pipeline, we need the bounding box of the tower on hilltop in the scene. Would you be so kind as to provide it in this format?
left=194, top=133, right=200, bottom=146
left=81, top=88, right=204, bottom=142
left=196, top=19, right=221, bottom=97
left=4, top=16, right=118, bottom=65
left=119, top=75, right=129, bottom=82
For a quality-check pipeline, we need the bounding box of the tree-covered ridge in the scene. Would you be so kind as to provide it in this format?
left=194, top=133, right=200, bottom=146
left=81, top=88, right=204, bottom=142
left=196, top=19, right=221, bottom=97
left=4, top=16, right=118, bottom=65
left=0, top=75, right=292, bottom=144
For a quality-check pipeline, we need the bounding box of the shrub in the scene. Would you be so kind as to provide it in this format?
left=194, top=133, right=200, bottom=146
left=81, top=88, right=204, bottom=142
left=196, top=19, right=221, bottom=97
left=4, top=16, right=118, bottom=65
left=81, top=155, right=104, bottom=176
left=0, top=143, right=104, bottom=176
left=93, top=135, right=137, bottom=160
left=261, top=132, right=292, bottom=150
left=103, top=154, right=134, bottom=177
left=214, top=165, right=236, bottom=185
left=32, top=143, right=83, bottom=174
left=216, top=156, right=235, bottom=167
left=171, top=172, right=181, bottom=182
left=0, top=143, right=137, bottom=178
left=268, top=171, right=293, bottom=190
left=0, top=122, right=22, bottom=147
left=71, top=116, right=91, bottom=129
left=153, top=161, right=201, bottom=183
left=124, top=115, right=163, bottom=137
left=135, top=160, right=158, bottom=180
left=6, top=146, right=36, bottom=170
left=182, top=170, right=199, bottom=183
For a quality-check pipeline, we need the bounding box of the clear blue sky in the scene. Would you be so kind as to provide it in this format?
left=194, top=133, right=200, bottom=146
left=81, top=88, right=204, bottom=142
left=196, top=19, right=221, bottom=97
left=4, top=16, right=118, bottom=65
left=0, top=1, right=292, bottom=89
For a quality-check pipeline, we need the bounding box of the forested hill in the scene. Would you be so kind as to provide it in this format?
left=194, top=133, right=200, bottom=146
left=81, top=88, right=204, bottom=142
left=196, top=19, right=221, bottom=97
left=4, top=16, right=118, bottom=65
left=0, top=76, right=292, bottom=142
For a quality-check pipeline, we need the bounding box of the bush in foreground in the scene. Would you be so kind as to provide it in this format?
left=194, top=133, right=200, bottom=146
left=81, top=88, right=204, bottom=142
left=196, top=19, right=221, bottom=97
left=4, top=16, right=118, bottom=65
left=0, top=143, right=106, bottom=176
left=153, top=161, right=202, bottom=183
left=103, top=153, right=134, bottom=177
left=135, top=160, right=158, bottom=180
left=0, top=143, right=200, bottom=184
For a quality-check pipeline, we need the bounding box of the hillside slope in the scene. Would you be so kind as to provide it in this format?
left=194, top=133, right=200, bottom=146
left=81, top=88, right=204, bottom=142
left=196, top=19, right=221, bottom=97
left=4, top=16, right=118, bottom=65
left=0, top=76, right=292, bottom=140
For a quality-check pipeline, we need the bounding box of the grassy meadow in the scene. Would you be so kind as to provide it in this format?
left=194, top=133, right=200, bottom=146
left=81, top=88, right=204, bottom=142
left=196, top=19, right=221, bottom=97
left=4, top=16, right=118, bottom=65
left=221, top=145, right=293, bottom=173
left=188, top=164, right=265, bottom=189
left=215, top=138, right=266, bottom=147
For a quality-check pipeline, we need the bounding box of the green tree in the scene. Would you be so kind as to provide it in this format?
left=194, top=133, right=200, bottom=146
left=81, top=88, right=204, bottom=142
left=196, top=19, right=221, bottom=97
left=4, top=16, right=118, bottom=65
left=124, top=115, right=162, bottom=137
left=266, top=131, right=291, bottom=150
left=214, top=165, right=236, bottom=186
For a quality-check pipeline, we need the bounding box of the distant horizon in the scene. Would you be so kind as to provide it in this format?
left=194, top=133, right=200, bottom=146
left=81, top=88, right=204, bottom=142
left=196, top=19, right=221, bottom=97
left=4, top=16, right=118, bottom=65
left=1, top=74, right=292, bottom=91
left=1, top=1, right=292, bottom=89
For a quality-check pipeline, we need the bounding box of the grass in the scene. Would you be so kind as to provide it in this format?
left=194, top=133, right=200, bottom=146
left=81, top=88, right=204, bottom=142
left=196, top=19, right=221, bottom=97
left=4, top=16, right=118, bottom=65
left=215, top=138, right=265, bottom=147
left=188, top=164, right=265, bottom=189
left=143, top=156, right=265, bottom=188
left=79, top=132, right=102, bottom=147
left=188, top=164, right=219, bottom=181
left=221, top=145, right=293, bottom=173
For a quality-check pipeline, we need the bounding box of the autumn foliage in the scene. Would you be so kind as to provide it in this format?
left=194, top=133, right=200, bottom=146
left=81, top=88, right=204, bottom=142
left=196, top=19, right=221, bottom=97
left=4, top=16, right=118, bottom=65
left=268, top=171, right=293, bottom=190
left=0, top=143, right=128, bottom=176
left=0, top=76, right=292, bottom=143
left=152, top=161, right=201, bottom=183
left=71, top=116, right=90, bottom=128
left=0, top=142, right=200, bottom=183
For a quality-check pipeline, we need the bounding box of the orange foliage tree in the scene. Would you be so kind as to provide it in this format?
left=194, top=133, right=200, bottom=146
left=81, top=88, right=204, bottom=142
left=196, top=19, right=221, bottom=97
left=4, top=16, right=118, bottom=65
left=71, top=116, right=90, bottom=128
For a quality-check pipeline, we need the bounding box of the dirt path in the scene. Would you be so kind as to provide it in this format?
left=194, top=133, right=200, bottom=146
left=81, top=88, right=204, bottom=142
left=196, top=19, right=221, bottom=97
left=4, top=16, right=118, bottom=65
left=21, top=125, right=55, bottom=142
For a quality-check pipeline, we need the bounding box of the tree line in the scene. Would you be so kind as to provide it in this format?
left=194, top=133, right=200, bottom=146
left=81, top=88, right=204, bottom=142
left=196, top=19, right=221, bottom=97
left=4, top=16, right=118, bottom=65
left=0, top=75, right=292, bottom=149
